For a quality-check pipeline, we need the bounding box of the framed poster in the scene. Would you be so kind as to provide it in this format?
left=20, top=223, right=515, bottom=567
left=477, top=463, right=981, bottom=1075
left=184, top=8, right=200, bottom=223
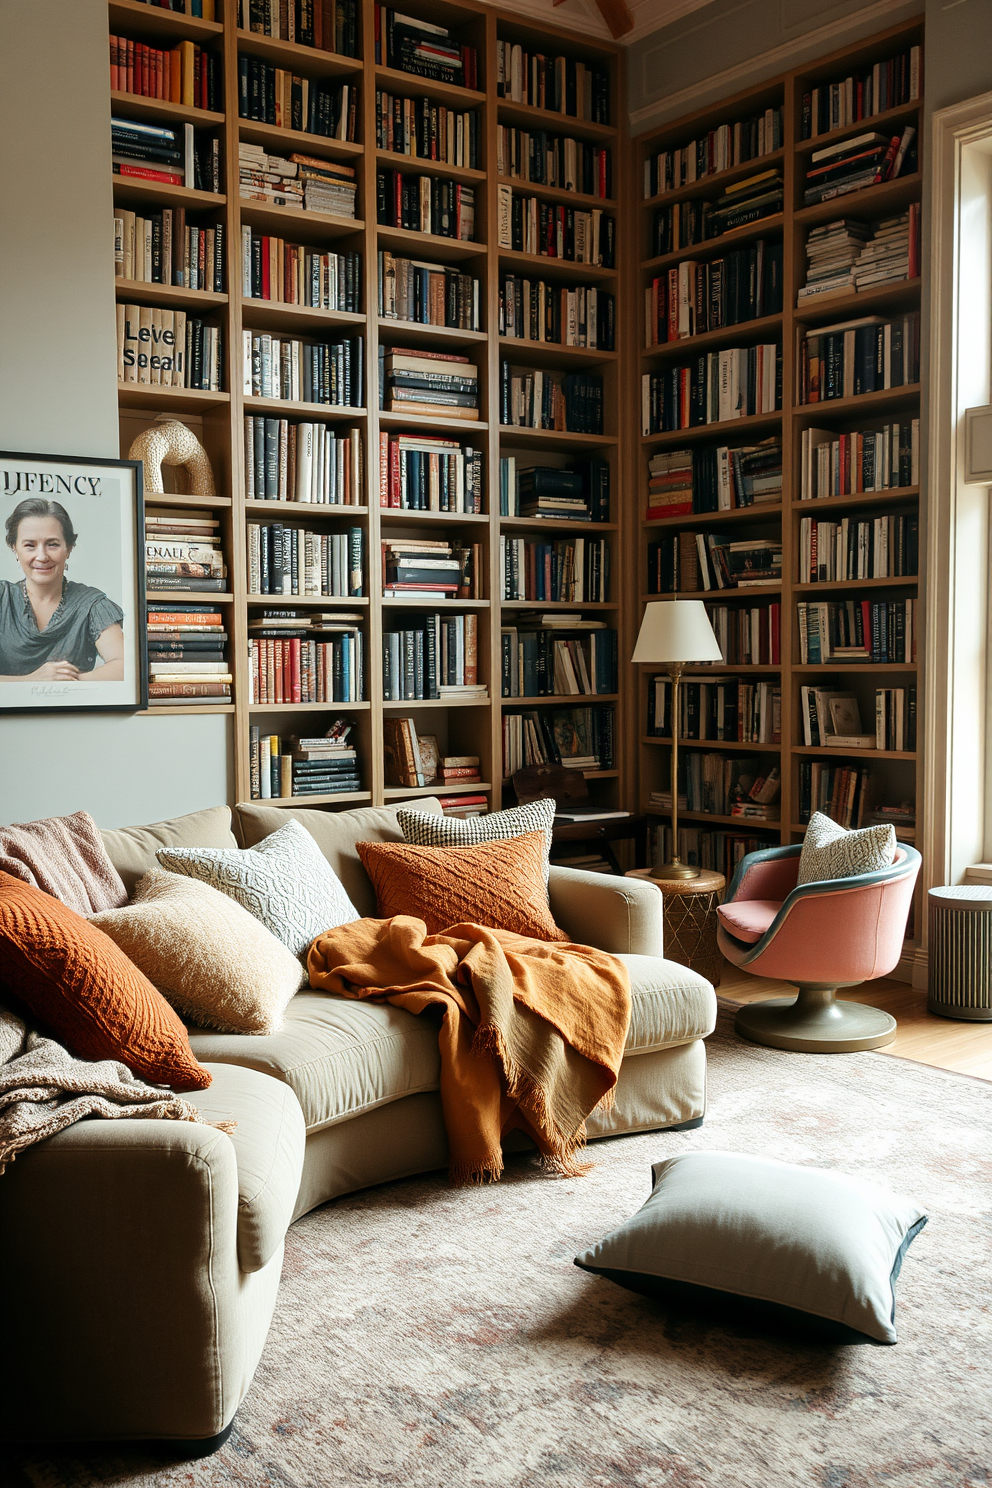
left=0, top=451, right=146, bottom=711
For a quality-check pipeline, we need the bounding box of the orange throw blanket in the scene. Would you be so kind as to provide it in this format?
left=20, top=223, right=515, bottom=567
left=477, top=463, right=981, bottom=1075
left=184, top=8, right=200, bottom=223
left=308, top=916, right=631, bottom=1185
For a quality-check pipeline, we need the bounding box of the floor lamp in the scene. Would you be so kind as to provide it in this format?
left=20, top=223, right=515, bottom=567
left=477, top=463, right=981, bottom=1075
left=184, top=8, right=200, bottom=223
left=632, top=601, right=723, bottom=881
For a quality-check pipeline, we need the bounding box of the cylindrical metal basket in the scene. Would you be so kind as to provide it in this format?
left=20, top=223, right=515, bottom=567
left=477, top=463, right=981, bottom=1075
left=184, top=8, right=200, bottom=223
left=927, top=885, right=992, bottom=1021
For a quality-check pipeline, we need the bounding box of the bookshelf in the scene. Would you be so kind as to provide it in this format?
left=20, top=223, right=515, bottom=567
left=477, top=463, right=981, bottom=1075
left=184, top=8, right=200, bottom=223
left=110, top=0, right=628, bottom=826
left=632, top=15, right=925, bottom=949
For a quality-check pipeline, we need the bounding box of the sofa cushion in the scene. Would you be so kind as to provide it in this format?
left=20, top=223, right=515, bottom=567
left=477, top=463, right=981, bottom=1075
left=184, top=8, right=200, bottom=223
left=190, top=1062, right=306, bottom=1274
left=187, top=993, right=442, bottom=1135
left=396, top=796, right=556, bottom=882
left=100, top=806, right=238, bottom=896
left=234, top=800, right=442, bottom=918
left=615, top=954, right=717, bottom=1053
left=715, top=899, right=782, bottom=945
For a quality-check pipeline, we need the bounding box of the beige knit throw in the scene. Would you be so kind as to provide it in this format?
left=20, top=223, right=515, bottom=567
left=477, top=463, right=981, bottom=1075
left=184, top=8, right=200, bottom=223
left=0, top=1004, right=233, bottom=1174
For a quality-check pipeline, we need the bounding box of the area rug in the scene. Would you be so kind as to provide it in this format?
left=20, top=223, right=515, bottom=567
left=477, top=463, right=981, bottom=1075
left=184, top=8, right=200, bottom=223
left=6, top=1003, right=992, bottom=1488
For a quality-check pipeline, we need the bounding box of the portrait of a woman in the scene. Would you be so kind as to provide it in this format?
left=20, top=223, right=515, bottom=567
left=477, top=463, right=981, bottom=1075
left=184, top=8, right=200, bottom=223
left=0, top=498, right=125, bottom=682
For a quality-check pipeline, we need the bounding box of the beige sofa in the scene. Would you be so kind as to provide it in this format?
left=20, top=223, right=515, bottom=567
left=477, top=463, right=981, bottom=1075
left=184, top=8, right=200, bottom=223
left=0, top=800, right=716, bottom=1452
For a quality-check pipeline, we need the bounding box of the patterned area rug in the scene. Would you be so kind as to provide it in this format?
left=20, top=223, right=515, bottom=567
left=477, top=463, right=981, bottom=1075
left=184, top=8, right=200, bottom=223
left=7, top=1003, right=992, bottom=1488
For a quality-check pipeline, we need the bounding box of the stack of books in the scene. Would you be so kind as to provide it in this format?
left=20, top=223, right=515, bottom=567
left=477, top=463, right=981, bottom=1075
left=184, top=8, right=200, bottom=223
left=376, top=8, right=478, bottom=89
left=799, top=210, right=919, bottom=303
left=500, top=365, right=603, bottom=434
left=708, top=170, right=783, bottom=237
left=251, top=719, right=361, bottom=800
left=244, top=418, right=363, bottom=505
left=377, top=252, right=481, bottom=330
left=381, top=348, right=479, bottom=421
left=517, top=467, right=589, bottom=522
left=653, top=755, right=780, bottom=821
left=242, top=233, right=361, bottom=311
left=701, top=534, right=782, bottom=589
left=237, top=58, right=357, bottom=141
left=499, top=457, right=610, bottom=521
left=238, top=143, right=358, bottom=217
left=851, top=208, right=919, bottom=289
left=439, top=795, right=489, bottom=818
left=377, top=170, right=476, bottom=240
left=378, top=433, right=483, bottom=512
left=145, top=511, right=226, bottom=595
left=648, top=676, right=781, bottom=745
left=146, top=603, right=229, bottom=706
left=382, top=538, right=479, bottom=599
left=866, top=803, right=916, bottom=838
left=798, top=220, right=875, bottom=301
left=802, top=127, right=915, bottom=206
left=436, top=754, right=482, bottom=787
left=376, top=92, right=479, bottom=169
left=247, top=524, right=363, bottom=597
left=112, top=117, right=218, bottom=192
left=116, top=209, right=224, bottom=291
left=111, top=36, right=220, bottom=109
left=248, top=612, right=364, bottom=704
left=382, top=614, right=482, bottom=701
left=235, top=0, right=359, bottom=56
left=646, top=441, right=782, bottom=519
left=646, top=451, right=694, bottom=518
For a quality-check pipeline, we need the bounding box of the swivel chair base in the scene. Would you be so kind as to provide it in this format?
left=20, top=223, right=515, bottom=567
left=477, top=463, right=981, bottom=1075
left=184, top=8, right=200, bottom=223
left=735, top=984, right=897, bottom=1054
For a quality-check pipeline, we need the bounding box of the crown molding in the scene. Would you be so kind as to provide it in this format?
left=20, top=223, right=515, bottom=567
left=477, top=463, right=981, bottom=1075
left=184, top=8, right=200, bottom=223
left=477, top=0, right=713, bottom=44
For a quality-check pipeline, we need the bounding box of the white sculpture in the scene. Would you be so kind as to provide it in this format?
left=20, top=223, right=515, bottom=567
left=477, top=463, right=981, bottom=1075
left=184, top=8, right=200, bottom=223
left=129, top=416, right=217, bottom=497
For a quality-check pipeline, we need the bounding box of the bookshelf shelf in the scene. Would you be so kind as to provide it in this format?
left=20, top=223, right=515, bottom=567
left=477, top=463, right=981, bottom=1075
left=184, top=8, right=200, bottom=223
left=384, top=783, right=493, bottom=799
left=641, top=586, right=782, bottom=602
left=501, top=599, right=618, bottom=611
left=110, top=90, right=224, bottom=128
left=121, top=385, right=230, bottom=411
left=500, top=516, right=618, bottom=533
left=381, top=597, right=490, bottom=609
left=112, top=179, right=225, bottom=211
left=793, top=101, right=920, bottom=157
left=375, top=225, right=486, bottom=262
left=240, top=301, right=366, bottom=333
left=497, top=249, right=616, bottom=283
left=256, top=791, right=373, bottom=807
left=237, top=120, right=364, bottom=162
left=382, top=697, right=491, bottom=709
left=110, top=0, right=223, bottom=41
left=641, top=412, right=781, bottom=449
left=642, top=215, right=786, bottom=275
left=794, top=385, right=921, bottom=419
left=145, top=492, right=232, bottom=509
left=642, top=148, right=786, bottom=210
left=377, top=319, right=487, bottom=345
left=791, top=486, right=919, bottom=511
left=795, top=277, right=922, bottom=321
left=644, top=503, right=783, bottom=530
left=495, top=176, right=616, bottom=211
left=248, top=702, right=372, bottom=713
left=642, top=313, right=783, bottom=362
left=373, top=65, right=485, bottom=109
left=245, top=594, right=369, bottom=607
left=496, top=100, right=615, bottom=143
left=242, top=397, right=367, bottom=418
left=792, top=663, right=918, bottom=673
left=140, top=705, right=236, bottom=717
left=115, top=282, right=228, bottom=311
left=378, top=411, right=487, bottom=433
left=244, top=500, right=369, bottom=515
left=235, top=30, right=363, bottom=77
left=147, top=590, right=233, bottom=603
left=793, top=747, right=917, bottom=759
left=239, top=201, right=365, bottom=240
left=794, top=172, right=923, bottom=227
left=644, top=807, right=781, bottom=827
left=498, top=338, right=617, bottom=367
left=378, top=151, right=485, bottom=185
left=498, top=426, right=614, bottom=449
left=502, top=694, right=618, bottom=706
left=793, top=577, right=918, bottom=593
left=379, top=509, right=489, bottom=525
left=642, top=736, right=782, bottom=753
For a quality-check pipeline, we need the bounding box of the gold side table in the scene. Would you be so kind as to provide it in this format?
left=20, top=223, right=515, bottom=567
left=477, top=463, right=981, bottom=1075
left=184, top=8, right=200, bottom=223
left=625, top=868, right=725, bottom=986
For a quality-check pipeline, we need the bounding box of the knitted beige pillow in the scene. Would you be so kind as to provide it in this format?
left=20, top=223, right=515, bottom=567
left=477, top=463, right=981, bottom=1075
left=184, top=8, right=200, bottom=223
left=92, top=869, right=305, bottom=1035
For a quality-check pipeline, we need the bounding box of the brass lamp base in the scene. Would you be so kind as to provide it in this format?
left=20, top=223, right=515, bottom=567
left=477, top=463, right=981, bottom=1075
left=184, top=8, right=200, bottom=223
left=649, top=860, right=700, bottom=881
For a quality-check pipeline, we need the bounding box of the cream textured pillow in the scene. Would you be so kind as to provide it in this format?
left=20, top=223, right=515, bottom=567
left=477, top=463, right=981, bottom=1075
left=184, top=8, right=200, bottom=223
left=797, top=812, right=897, bottom=887
left=156, top=817, right=359, bottom=962
left=396, top=796, right=556, bottom=882
left=92, top=870, right=306, bottom=1034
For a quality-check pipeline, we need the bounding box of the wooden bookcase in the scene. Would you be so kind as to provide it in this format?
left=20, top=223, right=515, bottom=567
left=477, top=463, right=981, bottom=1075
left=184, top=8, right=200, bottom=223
left=110, top=0, right=629, bottom=824
left=630, top=16, right=925, bottom=946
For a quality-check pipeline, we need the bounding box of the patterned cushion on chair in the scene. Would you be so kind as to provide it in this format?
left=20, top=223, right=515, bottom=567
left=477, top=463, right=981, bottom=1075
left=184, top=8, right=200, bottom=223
left=797, top=812, right=896, bottom=887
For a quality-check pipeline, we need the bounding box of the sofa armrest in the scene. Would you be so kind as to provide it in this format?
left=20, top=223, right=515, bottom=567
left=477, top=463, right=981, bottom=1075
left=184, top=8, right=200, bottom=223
left=548, top=865, right=665, bottom=957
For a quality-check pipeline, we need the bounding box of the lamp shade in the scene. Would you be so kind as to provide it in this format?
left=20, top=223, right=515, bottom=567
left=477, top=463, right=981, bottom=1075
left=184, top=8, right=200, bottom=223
left=631, top=601, right=723, bottom=665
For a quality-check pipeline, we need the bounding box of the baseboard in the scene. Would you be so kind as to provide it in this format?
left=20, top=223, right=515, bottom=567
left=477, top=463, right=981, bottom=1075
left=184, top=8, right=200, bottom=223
left=912, top=945, right=929, bottom=992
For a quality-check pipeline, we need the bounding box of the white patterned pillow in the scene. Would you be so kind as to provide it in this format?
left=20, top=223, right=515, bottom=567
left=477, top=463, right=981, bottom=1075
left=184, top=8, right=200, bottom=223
left=797, top=812, right=897, bottom=887
left=396, top=797, right=556, bottom=882
left=157, top=818, right=359, bottom=963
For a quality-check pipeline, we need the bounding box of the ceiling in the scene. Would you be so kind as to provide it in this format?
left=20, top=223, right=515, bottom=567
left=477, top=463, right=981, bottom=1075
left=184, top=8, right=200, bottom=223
left=481, top=0, right=716, bottom=44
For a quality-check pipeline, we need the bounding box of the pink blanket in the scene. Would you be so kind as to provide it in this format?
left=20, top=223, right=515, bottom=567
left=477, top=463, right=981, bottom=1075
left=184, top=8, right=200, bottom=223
left=0, top=811, right=126, bottom=916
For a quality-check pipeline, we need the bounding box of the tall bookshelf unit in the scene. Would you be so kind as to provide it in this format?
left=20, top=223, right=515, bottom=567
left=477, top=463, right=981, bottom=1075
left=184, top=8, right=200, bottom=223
left=110, top=0, right=628, bottom=826
left=632, top=17, right=925, bottom=944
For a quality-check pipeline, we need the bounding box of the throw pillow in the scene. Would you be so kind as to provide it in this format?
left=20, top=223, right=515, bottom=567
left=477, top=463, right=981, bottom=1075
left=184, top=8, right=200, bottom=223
left=356, top=831, right=569, bottom=941
left=575, top=1152, right=927, bottom=1344
left=157, top=817, right=359, bottom=962
left=0, top=810, right=127, bottom=916
left=0, top=870, right=210, bottom=1091
left=92, top=869, right=306, bottom=1034
left=797, top=811, right=896, bottom=886
left=396, top=797, right=556, bottom=882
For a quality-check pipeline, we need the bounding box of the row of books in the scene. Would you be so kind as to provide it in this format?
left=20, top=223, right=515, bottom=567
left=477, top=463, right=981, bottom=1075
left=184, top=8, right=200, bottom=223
left=238, top=143, right=357, bottom=217
left=110, top=35, right=220, bottom=111
left=375, top=8, right=478, bottom=90
left=248, top=624, right=364, bottom=705
left=501, top=622, right=617, bottom=698
left=379, top=347, right=478, bottom=421
left=237, top=59, right=357, bottom=141
left=799, top=208, right=919, bottom=302
left=114, top=210, right=223, bottom=293
left=495, top=43, right=609, bottom=124
left=379, top=433, right=483, bottom=513
left=497, top=189, right=616, bottom=267
left=251, top=723, right=361, bottom=802
left=799, top=312, right=920, bottom=403
left=377, top=253, right=481, bottom=330
left=799, top=684, right=916, bottom=751
left=241, top=233, right=361, bottom=311
left=376, top=92, right=479, bottom=170
left=797, top=598, right=916, bottom=664
left=798, top=762, right=871, bottom=830
left=802, top=126, right=915, bottom=207
left=496, top=128, right=612, bottom=200
left=376, top=170, right=476, bottom=241
left=798, top=512, right=919, bottom=582
left=381, top=539, right=480, bottom=599
left=653, top=754, right=781, bottom=822
left=237, top=0, right=359, bottom=56
left=246, top=523, right=364, bottom=596
left=112, top=116, right=219, bottom=193
left=499, top=458, right=611, bottom=523
left=646, top=440, right=782, bottom=517
left=145, top=511, right=225, bottom=596
left=500, top=536, right=610, bottom=604
left=500, top=276, right=614, bottom=352
left=645, top=240, right=784, bottom=345
left=242, top=331, right=363, bottom=405
left=643, top=108, right=783, bottom=199
left=641, top=345, right=781, bottom=434
left=500, top=365, right=603, bottom=434
left=651, top=169, right=783, bottom=256
left=146, top=601, right=229, bottom=703
left=651, top=826, right=779, bottom=877
left=800, top=420, right=920, bottom=498
left=647, top=530, right=782, bottom=594
left=385, top=721, right=482, bottom=791
left=244, top=418, right=363, bottom=505
left=117, top=306, right=222, bottom=390
left=647, top=676, right=781, bottom=745
left=382, top=613, right=481, bottom=701
left=708, top=603, right=780, bottom=665
left=801, top=45, right=922, bottom=138
left=502, top=706, right=615, bottom=777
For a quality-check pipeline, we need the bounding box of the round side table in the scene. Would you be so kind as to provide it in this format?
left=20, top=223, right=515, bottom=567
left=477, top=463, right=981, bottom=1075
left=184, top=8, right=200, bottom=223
left=625, top=868, right=725, bottom=986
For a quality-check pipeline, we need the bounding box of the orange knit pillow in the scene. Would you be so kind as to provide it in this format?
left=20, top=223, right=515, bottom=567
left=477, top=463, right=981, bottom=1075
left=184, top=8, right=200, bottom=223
left=0, top=871, right=210, bottom=1091
left=357, top=830, right=569, bottom=941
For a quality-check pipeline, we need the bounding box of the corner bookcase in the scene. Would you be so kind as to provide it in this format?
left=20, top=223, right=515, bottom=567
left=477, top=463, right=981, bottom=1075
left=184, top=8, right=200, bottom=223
left=630, top=15, right=925, bottom=944
left=110, top=0, right=629, bottom=823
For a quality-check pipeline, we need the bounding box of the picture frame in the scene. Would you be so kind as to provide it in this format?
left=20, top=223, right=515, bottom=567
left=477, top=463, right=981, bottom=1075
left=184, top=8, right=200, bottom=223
left=0, top=450, right=146, bottom=712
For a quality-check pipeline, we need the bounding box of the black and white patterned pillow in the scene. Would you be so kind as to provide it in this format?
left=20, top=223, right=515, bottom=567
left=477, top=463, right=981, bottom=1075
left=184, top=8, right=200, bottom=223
left=396, top=797, right=556, bottom=882
left=797, top=812, right=897, bottom=886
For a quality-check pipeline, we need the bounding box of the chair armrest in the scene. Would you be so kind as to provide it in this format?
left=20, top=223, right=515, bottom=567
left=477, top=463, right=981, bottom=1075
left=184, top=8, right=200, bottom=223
left=548, top=865, right=664, bottom=957
left=726, top=844, right=801, bottom=904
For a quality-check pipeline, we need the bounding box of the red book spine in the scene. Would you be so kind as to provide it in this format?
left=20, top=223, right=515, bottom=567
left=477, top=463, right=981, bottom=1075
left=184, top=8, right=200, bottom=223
left=127, top=38, right=134, bottom=94
left=110, top=35, right=118, bottom=92
left=390, top=440, right=401, bottom=506
left=290, top=638, right=301, bottom=703
left=770, top=603, right=781, bottom=664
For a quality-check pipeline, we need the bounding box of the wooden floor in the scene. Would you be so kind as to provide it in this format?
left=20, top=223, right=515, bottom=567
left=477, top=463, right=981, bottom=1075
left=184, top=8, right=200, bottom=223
left=718, top=963, right=992, bottom=1081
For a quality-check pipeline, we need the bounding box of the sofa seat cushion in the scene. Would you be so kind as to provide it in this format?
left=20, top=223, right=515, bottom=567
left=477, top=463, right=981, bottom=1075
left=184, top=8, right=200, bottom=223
left=190, top=1062, right=306, bottom=1274
left=616, top=954, right=717, bottom=1054
left=716, top=899, right=782, bottom=945
left=187, top=993, right=442, bottom=1136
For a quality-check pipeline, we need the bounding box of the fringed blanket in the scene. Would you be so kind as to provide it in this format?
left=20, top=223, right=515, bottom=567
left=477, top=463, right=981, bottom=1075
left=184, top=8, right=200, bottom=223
left=308, top=916, right=631, bottom=1184
left=0, top=1004, right=231, bottom=1174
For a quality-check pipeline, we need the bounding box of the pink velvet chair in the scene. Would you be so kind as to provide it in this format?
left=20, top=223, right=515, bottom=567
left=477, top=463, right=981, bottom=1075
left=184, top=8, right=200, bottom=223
left=716, top=842, right=921, bottom=1052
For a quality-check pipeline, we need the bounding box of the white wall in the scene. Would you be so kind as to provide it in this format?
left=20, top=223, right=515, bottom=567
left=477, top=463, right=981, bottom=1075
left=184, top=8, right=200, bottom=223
left=0, top=0, right=232, bottom=827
